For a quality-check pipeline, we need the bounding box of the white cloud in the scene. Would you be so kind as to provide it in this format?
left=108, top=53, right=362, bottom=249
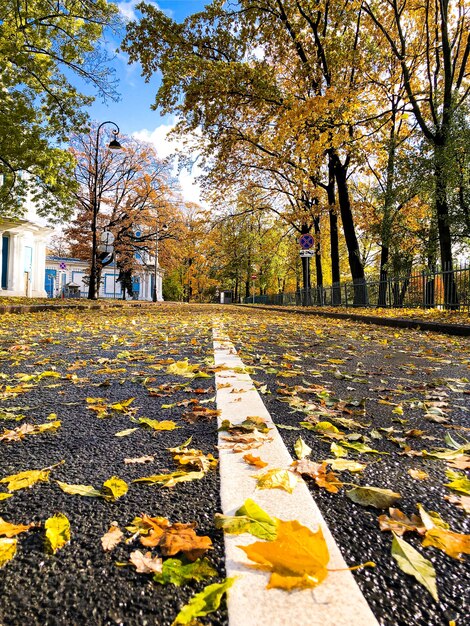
left=133, top=121, right=204, bottom=206
left=116, top=0, right=173, bottom=22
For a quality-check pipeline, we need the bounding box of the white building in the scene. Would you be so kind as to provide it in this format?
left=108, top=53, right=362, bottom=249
left=45, top=255, right=164, bottom=301
left=0, top=193, right=53, bottom=298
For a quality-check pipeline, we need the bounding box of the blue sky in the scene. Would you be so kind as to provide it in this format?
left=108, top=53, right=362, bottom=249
left=82, top=1, right=208, bottom=203
left=88, top=1, right=206, bottom=136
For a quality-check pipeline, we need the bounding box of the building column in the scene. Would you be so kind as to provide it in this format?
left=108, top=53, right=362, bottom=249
left=8, top=233, right=23, bottom=294
left=32, top=237, right=47, bottom=297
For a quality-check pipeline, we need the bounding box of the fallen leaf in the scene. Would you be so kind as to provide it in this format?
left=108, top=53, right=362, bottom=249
left=56, top=481, right=102, bottom=497
left=1, top=469, right=50, bottom=491
left=0, top=537, right=17, bottom=568
left=391, top=534, right=438, bottom=601
left=378, top=508, right=425, bottom=536
left=171, top=578, right=235, bottom=625
left=408, top=469, right=429, bottom=480
left=242, top=454, right=268, bottom=468
left=158, top=523, right=213, bottom=561
left=102, top=476, right=128, bottom=502
left=133, top=470, right=206, bottom=488
left=0, top=493, right=13, bottom=501
left=101, top=523, right=124, bottom=551
left=323, top=458, right=366, bottom=473
left=255, top=469, right=297, bottom=494
left=137, top=417, right=179, bottom=431
left=124, top=455, right=155, bottom=464
left=129, top=549, right=163, bottom=574
left=240, top=519, right=329, bottom=590
left=45, top=513, right=70, bottom=554
left=422, top=527, right=470, bottom=559
left=153, top=557, right=217, bottom=586
left=214, top=498, right=278, bottom=540
left=115, top=428, right=138, bottom=437
left=444, top=494, right=470, bottom=514
left=291, top=460, right=342, bottom=493
left=0, top=517, right=35, bottom=537
left=347, top=486, right=401, bottom=509
left=294, top=437, right=312, bottom=460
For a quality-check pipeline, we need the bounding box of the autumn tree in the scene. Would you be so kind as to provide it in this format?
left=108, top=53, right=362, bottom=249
left=65, top=128, right=178, bottom=298
left=363, top=0, right=470, bottom=306
left=0, top=0, right=119, bottom=219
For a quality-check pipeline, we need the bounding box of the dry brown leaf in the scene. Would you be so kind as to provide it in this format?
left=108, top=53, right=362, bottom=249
left=101, top=523, right=124, bottom=551
left=291, top=460, right=343, bottom=493
left=444, top=494, right=470, bottom=514
left=378, top=508, right=426, bottom=536
left=447, top=457, right=470, bottom=471
left=408, top=469, right=429, bottom=481
left=124, top=456, right=155, bottom=464
left=158, top=523, right=213, bottom=562
left=129, top=550, right=163, bottom=574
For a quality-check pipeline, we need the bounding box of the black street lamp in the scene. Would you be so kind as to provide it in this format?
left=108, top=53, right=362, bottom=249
left=87, top=121, right=122, bottom=300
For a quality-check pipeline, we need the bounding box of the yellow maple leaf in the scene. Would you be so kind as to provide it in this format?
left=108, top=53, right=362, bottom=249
left=239, top=519, right=329, bottom=590
left=255, top=469, right=297, bottom=494
left=45, top=513, right=70, bottom=554
left=0, top=537, right=17, bottom=568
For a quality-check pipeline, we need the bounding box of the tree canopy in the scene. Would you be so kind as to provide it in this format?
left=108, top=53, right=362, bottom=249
left=0, top=0, right=119, bottom=220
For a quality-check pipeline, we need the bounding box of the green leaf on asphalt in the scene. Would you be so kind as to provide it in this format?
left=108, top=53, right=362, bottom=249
left=0, top=469, right=50, bottom=491
left=391, top=534, right=438, bottom=602
left=0, top=537, right=17, bottom=568
left=276, top=424, right=301, bottom=430
left=137, top=417, right=180, bottom=431
left=115, top=428, right=138, bottom=437
left=214, top=498, right=278, bottom=540
left=347, top=486, right=401, bottom=509
left=171, top=578, right=235, bottom=625
left=102, top=476, right=128, bottom=501
left=56, top=481, right=103, bottom=498
left=315, top=421, right=340, bottom=434
left=153, top=557, right=218, bottom=586
left=294, top=436, right=312, bottom=460
left=45, top=513, right=70, bottom=554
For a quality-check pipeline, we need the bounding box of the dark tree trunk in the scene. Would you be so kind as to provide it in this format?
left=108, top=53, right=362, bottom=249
left=327, top=155, right=341, bottom=305
left=330, top=149, right=367, bottom=305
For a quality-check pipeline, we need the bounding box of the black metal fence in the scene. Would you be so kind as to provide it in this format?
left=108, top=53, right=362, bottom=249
left=242, top=263, right=470, bottom=310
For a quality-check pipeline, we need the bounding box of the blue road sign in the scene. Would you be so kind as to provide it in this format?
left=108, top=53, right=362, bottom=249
left=299, top=233, right=314, bottom=249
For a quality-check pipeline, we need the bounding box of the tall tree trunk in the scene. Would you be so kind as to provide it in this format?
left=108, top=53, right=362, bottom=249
left=434, top=142, right=458, bottom=308
left=327, top=156, right=341, bottom=305
left=330, top=149, right=367, bottom=305
left=300, top=223, right=312, bottom=306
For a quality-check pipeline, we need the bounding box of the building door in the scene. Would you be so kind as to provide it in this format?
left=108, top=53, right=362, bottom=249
left=1, top=235, right=9, bottom=290
left=45, top=269, right=57, bottom=297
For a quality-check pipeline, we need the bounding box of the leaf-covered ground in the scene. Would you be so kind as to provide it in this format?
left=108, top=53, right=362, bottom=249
left=0, top=306, right=228, bottom=626
left=0, top=303, right=468, bottom=626
left=224, top=309, right=469, bottom=626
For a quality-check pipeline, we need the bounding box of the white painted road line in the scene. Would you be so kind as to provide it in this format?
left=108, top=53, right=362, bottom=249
left=213, top=325, right=379, bottom=626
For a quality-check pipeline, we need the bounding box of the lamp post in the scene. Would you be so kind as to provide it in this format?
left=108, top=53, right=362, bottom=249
left=87, top=121, right=122, bottom=300
left=153, top=221, right=168, bottom=302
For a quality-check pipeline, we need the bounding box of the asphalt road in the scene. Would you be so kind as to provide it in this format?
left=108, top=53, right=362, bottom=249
left=0, top=304, right=468, bottom=626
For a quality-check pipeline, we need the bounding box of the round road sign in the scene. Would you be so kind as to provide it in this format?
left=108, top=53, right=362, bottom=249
left=299, top=233, right=314, bottom=249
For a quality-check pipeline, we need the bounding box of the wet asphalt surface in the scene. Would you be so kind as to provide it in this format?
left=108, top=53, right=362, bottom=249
left=0, top=306, right=227, bottom=626
left=0, top=303, right=469, bottom=626
left=225, top=308, right=470, bottom=626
